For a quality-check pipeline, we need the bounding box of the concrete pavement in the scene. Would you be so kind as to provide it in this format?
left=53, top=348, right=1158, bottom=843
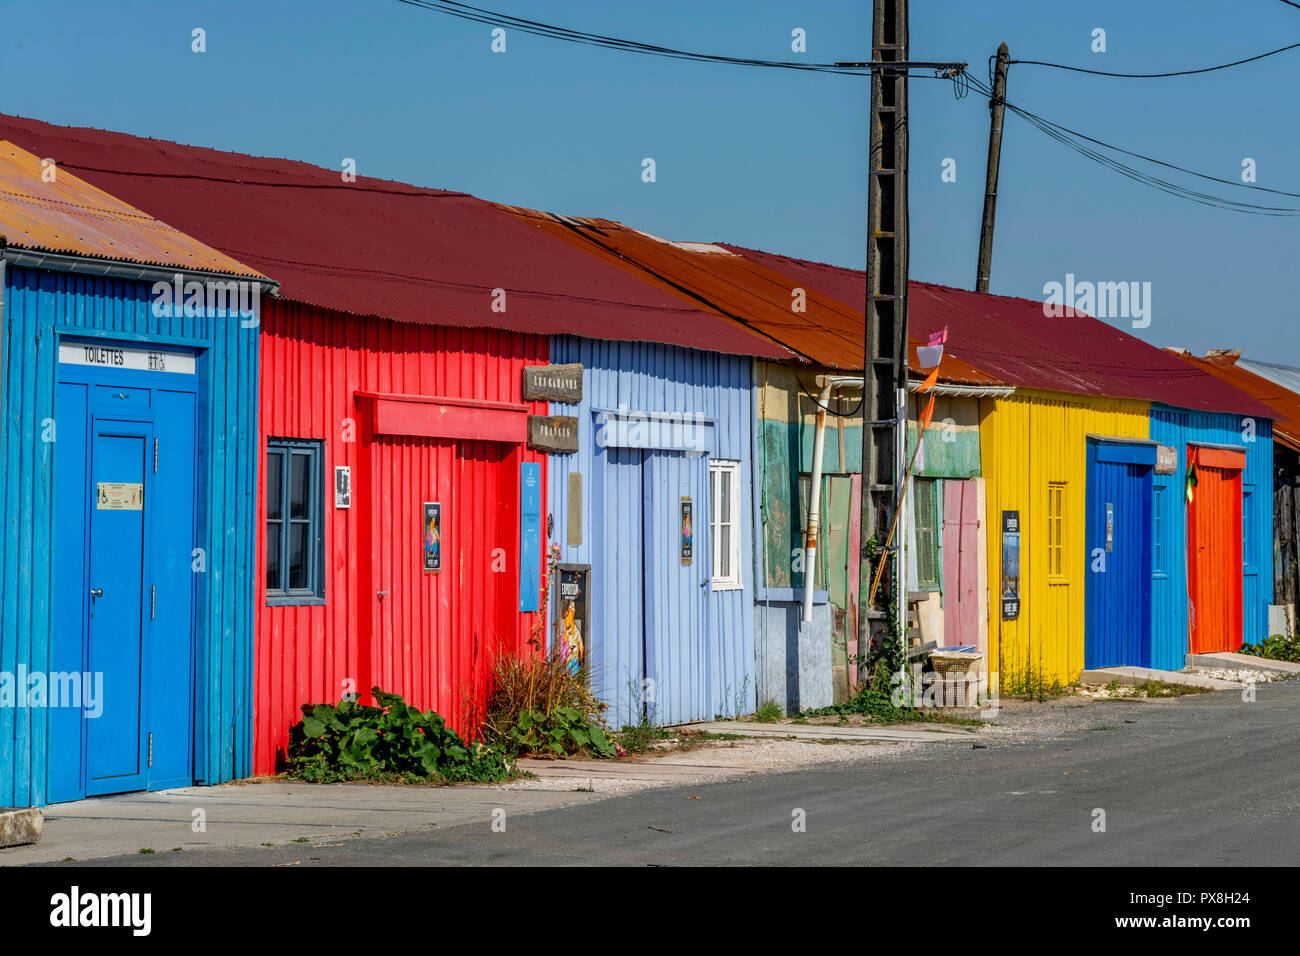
left=22, top=681, right=1300, bottom=866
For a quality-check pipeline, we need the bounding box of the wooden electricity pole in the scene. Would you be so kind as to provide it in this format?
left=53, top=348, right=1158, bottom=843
left=858, top=0, right=910, bottom=675
left=976, top=42, right=1009, bottom=294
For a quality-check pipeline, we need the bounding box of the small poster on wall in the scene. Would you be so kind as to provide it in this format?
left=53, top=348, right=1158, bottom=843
left=423, top=502, right=441, bottom=573
left=1001, top=510, right=1020, bottom=620
left=680, top=497, right=693, bottom=565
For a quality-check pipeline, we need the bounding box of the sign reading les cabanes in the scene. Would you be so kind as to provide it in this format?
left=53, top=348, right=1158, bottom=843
left=523, top=363, right=583, bottom=404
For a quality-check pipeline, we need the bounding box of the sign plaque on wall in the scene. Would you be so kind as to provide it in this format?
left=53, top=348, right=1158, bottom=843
left=1001, top=510, right=1020, bottom=620
left=96, top=482, right=144, bottom=510
left=335, top=466, right=352, bottom=509
left=423, top=502, right=441, bottom=573
left=522, top=363, right=583, bottom=404
left=527, top=415, right=579, bottom=454
left=680, top=497, right=694, bottom=566
left=1155, top=444, right=1177, bottom=475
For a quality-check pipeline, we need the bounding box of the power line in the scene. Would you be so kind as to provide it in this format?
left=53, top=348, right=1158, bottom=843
left=1007, top=39, right=1300, bottom=78
left=964, top=74, right=1300, bottom=215
left=394, top=0, right=966, bottom=78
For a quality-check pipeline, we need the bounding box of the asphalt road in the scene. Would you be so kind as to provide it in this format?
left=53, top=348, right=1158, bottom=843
left=49, top=681, right=1300, bottom=866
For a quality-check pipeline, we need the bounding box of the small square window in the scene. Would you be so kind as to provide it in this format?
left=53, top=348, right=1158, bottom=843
left=266, top=438, right=326, bottom=605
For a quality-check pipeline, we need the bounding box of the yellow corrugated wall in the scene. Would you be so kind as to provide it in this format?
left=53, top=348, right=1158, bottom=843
left=979, top=390, right=1149, bottom=689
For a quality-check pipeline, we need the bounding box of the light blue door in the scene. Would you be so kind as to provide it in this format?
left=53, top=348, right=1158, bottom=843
left=86, top=421, right=152, bottom=795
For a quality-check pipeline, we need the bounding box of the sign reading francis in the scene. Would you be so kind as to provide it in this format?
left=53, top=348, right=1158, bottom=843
left=528, top=415, right=579, bottom=454
left=523, top=364, right=583, bottom=404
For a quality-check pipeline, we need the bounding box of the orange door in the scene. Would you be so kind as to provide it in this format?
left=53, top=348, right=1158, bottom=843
left=1186, top=445, right=1245, bottom=654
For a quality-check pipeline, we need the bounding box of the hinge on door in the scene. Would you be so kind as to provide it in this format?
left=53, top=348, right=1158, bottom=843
left=151, top=585, right=156, bottom=619
left=154, top=438, right=158, bottom=473
left=148, top=732, right=153, bottom=768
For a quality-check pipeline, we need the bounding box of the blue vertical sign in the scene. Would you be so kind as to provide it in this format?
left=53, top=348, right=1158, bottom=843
left=520, top=462, right=541, bottom=612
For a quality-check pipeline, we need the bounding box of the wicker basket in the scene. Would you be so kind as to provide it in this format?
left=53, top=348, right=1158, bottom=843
left=929, top=650, right=984, bottom=678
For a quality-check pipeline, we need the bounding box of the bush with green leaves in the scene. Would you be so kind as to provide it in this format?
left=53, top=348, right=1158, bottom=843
left=1242, top=633, right=1300, bottom=663
left=287, top=687, right=515, bottom=784
left=506, top=705, right=616, bottom=757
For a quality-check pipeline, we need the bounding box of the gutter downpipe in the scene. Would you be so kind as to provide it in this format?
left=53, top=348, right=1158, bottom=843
left=803, top=375, right=865, bottom=623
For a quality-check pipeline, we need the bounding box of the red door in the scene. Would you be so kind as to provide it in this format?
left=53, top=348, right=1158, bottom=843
left=1187, top=445, right=1245, bottom=654
left=942, top=479, right=980, bottom=646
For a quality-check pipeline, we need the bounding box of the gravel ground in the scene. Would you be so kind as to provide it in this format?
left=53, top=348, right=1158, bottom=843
left=1186, top=665, right=1290, bottom=683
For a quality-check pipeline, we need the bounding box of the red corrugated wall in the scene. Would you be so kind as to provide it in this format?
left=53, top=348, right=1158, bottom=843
left=254, top=299, right=548, bottom=773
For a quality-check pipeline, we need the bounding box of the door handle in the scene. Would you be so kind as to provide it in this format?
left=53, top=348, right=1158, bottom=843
left=90, top=588, right=103, bottom=599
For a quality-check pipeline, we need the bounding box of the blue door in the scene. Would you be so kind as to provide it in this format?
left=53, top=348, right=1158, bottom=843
left=1084, top=438, right=1156, bottom=669
left=86, top=422, right=153, bottom=795
left=49, top=346, right=199, bottom=802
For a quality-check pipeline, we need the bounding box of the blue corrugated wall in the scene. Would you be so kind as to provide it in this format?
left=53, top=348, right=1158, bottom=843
left=1149, top=403, right=1274, bottom=669
left=0, top=266, right=258, bottom=806
left=547, top=336, right=756, bottom=725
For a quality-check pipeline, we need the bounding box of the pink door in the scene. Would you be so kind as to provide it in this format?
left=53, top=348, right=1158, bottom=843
left=943, top=479, right=980, bottom=645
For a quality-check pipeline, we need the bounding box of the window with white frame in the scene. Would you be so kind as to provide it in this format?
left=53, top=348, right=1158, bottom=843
left=710, top=459, right=742, bottom=588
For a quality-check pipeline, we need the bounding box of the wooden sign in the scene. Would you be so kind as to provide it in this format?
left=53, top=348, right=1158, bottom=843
left=523, top=363, right=583, bottom=404
left=527, top=415, right=579, bottom=454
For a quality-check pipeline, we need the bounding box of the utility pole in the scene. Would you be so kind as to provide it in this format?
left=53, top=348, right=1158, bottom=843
left=858, top=0, right=910, bottom=679
left=976, top=42, right=1009, bottom=294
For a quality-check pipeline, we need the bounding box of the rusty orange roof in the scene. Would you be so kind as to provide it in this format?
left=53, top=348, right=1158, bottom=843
left=495, top=206, right=1001, bottom=386
left=0, top=139, right=263, bottom=278
left=1165, top=348, right=1300, bottom=452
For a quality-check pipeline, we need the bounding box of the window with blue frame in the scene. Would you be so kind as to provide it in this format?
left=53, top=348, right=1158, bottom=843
left=266, top=438, right=326, bottom=604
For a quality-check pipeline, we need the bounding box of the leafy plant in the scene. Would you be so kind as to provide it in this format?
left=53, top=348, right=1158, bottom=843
left=483, top=646, right=616, bottom=758
left=286, top=687, right=515, bottom=784
left=753, top=699, right=782, bottom=723
left=507, top=706, right=616, bottom=757
left=615, top=720, right=673, bottom=754
left=1242, top=633, right=1300, bottom=663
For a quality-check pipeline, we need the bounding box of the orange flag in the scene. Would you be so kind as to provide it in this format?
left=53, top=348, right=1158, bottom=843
left=918, top=365, right=940, bottom=392
left=918, top=393, right=936, bottom=431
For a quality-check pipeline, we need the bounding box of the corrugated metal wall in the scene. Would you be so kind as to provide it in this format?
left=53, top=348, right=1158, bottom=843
left=547, top=336, right=755, bottom=725
left=254, top=300, right=548, bottom=772
left=979, top=390, right=1149, bottom=688
left=1149, top=404, right=1273, bottom=667
left=0, top=266, right=259, bottom=806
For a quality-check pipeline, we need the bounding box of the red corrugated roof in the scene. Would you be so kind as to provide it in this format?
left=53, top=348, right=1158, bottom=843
left=0, top=113, right=788, bottom=359
left=496, top=209, right=1002, bottom=385
left=1166, top=349, right=1300, bottom=452
left=724, top=244, right=1274, bottom=418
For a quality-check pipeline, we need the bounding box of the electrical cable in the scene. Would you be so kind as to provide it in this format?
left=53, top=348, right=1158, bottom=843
left=1006, top=40, right=1300, bottom=78
left=965, top=74, right=1300, bottom=215
left=394, top=0, right=965, bottom=81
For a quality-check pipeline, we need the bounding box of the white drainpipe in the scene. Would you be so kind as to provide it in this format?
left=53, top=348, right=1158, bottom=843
left=803, top=375, right=864, bottom=623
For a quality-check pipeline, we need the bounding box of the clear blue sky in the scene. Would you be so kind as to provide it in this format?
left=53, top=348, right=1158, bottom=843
left=3, top=0, right=1298, bottom=362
